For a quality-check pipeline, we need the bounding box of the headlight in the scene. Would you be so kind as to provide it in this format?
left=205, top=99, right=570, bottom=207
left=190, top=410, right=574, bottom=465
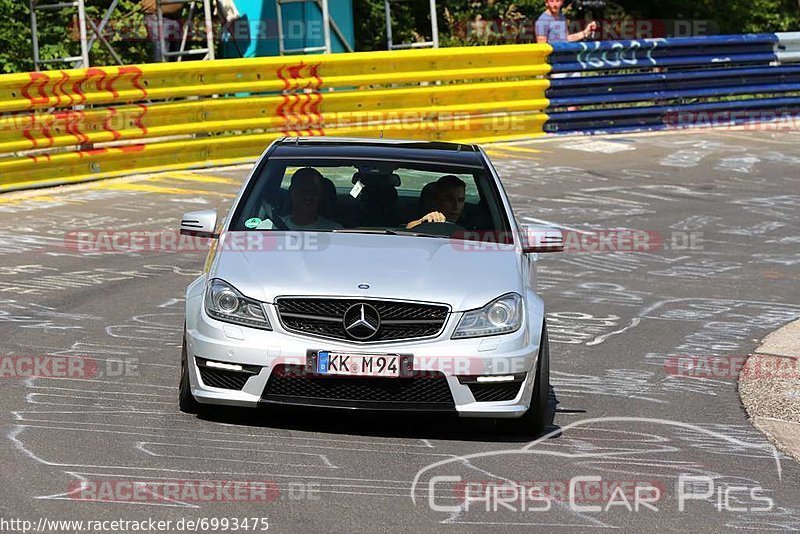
left=452, top=293, right=523, bottom=339
left=205, top=279, right=271, bottom=330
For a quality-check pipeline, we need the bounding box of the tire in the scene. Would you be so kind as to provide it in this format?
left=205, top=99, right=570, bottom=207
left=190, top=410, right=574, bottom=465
left=498, top=322, right=551, bottom=437
left=178, top=334, right=201, bottom=414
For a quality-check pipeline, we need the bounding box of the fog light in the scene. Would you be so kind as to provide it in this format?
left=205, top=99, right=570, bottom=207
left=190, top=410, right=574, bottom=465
left=475, top=375, right=516, bottom=383
left=206, top=360, right=244, bottom=372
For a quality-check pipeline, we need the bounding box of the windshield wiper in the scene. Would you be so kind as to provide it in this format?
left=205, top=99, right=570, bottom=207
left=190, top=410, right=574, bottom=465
left=332, top=228, right=402, bottom=235
left=332, top=228, right=452, bottom=239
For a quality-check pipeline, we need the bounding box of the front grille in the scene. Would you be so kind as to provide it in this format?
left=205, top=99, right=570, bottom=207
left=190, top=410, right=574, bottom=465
left=468, top=381, right=524, bottom=402
left=261, top=364, right=454, bottom=410
left=198, top=367, right=251, bottom=390
left=275, top=298, right=449, bottom=342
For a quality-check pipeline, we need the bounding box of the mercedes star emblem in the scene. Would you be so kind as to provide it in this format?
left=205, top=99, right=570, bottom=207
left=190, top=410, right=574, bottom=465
left=343, top=303, right=380, bottom=340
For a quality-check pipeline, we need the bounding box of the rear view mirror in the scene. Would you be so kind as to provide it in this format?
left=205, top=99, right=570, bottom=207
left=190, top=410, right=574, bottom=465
left=521, top=224, right=564, bottom=253
left=180, top=209, right=218, bottom=239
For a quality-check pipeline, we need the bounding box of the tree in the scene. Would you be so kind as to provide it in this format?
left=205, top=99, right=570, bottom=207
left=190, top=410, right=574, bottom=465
left=615, top=0, right=800, bottom=34
left=0, top=0, right=35, bottom=73
left=1, top=0, right=797, bottom=73
left=0, top=0, right=150, bottom=74
left=353, top=0, right=800, bottom=51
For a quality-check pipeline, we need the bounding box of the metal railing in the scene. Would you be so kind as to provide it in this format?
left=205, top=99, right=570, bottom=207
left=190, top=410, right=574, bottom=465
left=0, top=44, right=551, bottom=192
left=545, top=33, right=800, bottom=134
left=2, top=32, right=800, bottom=192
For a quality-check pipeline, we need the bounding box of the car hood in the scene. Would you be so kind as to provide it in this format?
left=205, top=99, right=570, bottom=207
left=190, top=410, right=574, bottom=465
left=210, top=231, right=523, bottom=311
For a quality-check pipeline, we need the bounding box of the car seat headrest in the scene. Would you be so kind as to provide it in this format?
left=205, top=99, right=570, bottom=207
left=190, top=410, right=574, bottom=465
left=419, top=182, right=439, bottom=214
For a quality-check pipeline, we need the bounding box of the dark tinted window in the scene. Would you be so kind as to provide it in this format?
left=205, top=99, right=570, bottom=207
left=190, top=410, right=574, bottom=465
left=230, top=158, right=512, bottom=241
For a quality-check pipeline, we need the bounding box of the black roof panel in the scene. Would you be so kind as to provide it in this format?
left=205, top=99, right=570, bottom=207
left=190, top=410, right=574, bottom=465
left=270, top=137, right=483, bottom=166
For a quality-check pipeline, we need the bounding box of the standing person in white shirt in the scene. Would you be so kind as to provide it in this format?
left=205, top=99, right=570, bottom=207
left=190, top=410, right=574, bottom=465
left=535, top=0, right=597, bottom=44
left=536, top=0, right=597, bottom=98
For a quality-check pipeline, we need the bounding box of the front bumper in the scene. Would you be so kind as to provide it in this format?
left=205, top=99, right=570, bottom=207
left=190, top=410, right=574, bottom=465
left=184, top=285, right=544, bottom=418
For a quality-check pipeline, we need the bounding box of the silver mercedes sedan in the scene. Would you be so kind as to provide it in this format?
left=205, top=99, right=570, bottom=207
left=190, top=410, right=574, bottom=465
left=179, top=137, right=563, bottom=435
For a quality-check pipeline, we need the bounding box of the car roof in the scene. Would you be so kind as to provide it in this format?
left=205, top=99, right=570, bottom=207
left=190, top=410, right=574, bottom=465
left=270, top=137, right=484, bottom=166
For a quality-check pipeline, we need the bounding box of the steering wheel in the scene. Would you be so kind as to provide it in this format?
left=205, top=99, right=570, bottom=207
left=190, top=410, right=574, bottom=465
left=411, top=221, right=465, bottom=236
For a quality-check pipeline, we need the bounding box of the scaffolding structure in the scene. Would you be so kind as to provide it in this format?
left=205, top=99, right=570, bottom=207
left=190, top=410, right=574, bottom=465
left=155, top=0, right=215, bottom=61
left=29, top=0, right=117, bottom=70
left=29, top=0, right=438, bottom=67
left=28, top=0, right=215, bottom=69
left=384, top=0, right=439, bottom=50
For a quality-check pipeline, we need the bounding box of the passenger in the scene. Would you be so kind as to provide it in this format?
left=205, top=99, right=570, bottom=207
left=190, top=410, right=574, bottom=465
left=407, top=175, right=466, bottom=229
left=283, top=168, right=342, bottom=230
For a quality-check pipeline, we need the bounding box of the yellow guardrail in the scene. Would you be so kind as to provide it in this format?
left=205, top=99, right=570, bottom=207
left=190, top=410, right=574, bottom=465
left=0, top=44, right=553, bottom=192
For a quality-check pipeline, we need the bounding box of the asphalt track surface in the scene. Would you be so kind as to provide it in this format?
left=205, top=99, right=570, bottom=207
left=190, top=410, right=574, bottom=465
left=1, top=129, right=800, bottom=533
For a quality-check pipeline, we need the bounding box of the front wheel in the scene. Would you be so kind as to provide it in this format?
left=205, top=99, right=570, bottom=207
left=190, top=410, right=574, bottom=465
left=178, top=334, right=201, bottom=414
left=498, top=322, right=551, bottom=437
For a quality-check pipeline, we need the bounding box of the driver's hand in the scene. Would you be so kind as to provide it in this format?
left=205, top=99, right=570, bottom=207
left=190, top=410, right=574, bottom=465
left=421, top=211, right=446, bottom=223
left=407, top=211, right=446, bottom=229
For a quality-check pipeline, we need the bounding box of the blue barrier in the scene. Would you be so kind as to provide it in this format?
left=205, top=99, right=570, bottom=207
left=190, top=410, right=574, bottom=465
left=548, top=65, right=800, bottom=96
left=545, top=97, right=800, bottom=134
left=545, top=32, right=800, bottom=134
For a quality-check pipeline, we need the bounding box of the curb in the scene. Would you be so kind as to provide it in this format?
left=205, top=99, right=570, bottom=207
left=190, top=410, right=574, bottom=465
left=739, top=319, right=800, bottom=462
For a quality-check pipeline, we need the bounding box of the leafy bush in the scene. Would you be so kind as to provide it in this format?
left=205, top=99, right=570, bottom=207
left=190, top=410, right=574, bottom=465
left=1, top=0, right=797, bottom=72
left=355, top=0, right=800, bottom=50
left=0, top=0, right=151, bottom=73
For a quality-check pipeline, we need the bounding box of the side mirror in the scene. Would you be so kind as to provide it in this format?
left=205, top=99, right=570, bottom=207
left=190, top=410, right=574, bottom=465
left=521, top=225, right=564, bottom=253
left=180, top=209, right=219, bottom=238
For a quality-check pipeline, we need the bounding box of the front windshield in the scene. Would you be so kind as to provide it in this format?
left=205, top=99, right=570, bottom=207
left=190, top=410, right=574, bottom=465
left=229, top=157, right=513, bottom=242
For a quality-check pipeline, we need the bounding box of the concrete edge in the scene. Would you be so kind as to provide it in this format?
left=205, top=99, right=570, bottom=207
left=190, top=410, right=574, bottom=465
left=739, top=318, right=800, bottom=463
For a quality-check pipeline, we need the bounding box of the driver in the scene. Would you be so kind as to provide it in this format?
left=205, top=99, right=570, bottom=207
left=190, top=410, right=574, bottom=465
left=283, top=167, right=342, bottom=230
left=406, top=175, right=466, bottom=229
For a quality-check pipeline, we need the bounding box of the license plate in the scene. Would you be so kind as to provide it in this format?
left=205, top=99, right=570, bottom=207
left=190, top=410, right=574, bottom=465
left=317, top=351, right=400, bottom=378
